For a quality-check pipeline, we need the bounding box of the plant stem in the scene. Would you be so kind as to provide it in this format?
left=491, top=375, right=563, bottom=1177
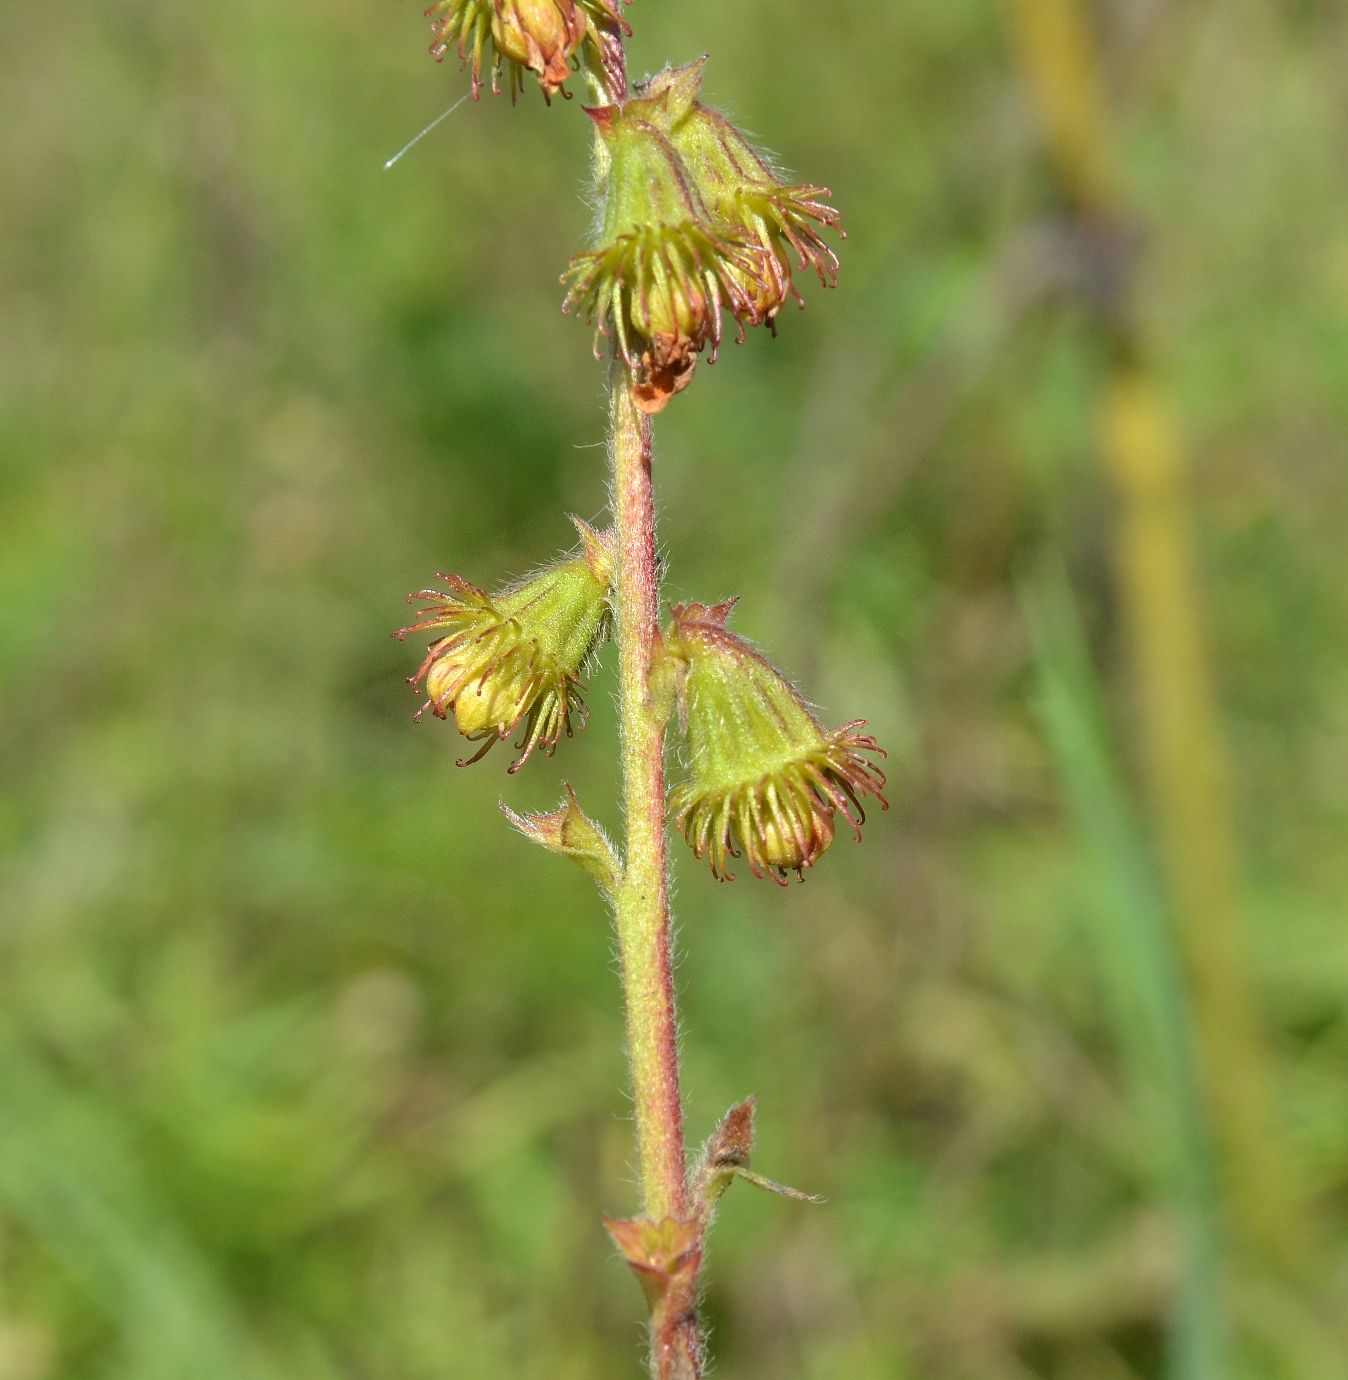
left=610, top=378, right=703, bottom=1379
left=590, top=32, right=701, bottom=1373
left=610, top=379, right=688, bottom=1223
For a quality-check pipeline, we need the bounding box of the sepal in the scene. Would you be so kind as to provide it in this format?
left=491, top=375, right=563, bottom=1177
left=631, top=59, right=844, bottom=321
left=570, top=514, right=616, bottom=587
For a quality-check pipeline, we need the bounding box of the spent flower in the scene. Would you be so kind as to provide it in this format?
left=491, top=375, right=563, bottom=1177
left=561, top=104, right=765, bottom=412
left=427, top=0, right=631, bottom=102
left=662, top=600, right=887, bottom=883
left=394, top=519, right=614, bottom=770
left=637, top=59, right=843, bottom=321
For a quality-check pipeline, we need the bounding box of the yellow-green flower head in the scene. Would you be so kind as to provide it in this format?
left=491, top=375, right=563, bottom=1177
left=662, top=600, right=887, bottom=883
left=427, top=0, right=631, bottom=103
left=632, top=59, right=844, bottom=322
left=561, top=104, right=766, bottom=413
left=394, top=520, right=615, bottom=771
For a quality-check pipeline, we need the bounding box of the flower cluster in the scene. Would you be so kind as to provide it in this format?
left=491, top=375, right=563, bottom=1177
left=426, top=0, right=631, bottom=102
left=561, top=103, right=765, bottom=411
left=639, top=60, right=843, bottom=311
left=661, top=600, right=887, bottom=883
left=401, top=24, right=877, bottom=880
left=562, top=60, right=842, bottom=410
left=394, top=520, right=614, bottom=771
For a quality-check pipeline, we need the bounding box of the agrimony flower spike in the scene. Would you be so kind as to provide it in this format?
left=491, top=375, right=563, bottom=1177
left=663, top=600, right=887, bottom=883
left=561, top=105, right=765, bottom=413
left=394, top=518, right=614, bottom=771
left=427, top=0, right=631, bottom=103
left=637, top=59, right=844, bottom=323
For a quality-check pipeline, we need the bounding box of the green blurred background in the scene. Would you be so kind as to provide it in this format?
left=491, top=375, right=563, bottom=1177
left=2, top=2, right=1346, bottom=1377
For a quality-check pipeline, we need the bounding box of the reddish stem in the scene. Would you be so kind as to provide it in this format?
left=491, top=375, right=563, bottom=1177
left=611, top=380, right=688, bottom=1221
left=610, top=379, right=702, bottom=1378
left=592, top=29, right=700, bottom=1377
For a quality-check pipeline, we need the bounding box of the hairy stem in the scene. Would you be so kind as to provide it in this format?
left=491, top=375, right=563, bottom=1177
left=610, top=378, right=702, bottom=1377
left=590, top=33, right=702, bottom=1376
left=611, top=380, right=687, bottom=1218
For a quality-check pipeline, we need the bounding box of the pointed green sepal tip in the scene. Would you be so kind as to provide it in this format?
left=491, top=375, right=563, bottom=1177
left=694, top=1096, right=822, bottom=1217
left=638, top=56, right=707, bottom=126
left=568, top=514, right=616, bottom=587
left=501, top=783, right=623, bottom=893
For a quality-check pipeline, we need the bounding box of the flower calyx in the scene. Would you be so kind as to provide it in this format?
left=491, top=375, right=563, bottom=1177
left=394, top=518, right=615, bottom=771
left=501, top=782, right=622, bottom=893
left=560, top=61, right=843, bottom=408
left=426, top=0, right=631, bottom=103
left=633, top=58, right=844, bottom=323
left=662, top=599, right=888, bottom=883
left=561, top=103, right=766, bottom=413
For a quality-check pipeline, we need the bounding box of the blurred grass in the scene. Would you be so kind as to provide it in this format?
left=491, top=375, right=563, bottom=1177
left=1023, top=562, right=1221, bottom=1379
left=2, top=1, right=1347, bottom=1377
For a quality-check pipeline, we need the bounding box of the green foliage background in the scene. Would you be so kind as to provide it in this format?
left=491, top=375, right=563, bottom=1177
left=1, top=2, right=1345, bottom=1377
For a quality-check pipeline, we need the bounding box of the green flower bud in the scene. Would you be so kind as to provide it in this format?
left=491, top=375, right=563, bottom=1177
left=427, top=0, right=630, bottom=102
left=634, top=59, right=844, bottom=322
left=561, top=106, right=766, bottom=413
left=663, top=600, right=887, bottom=883
left=394, top=519, right=614, bottom=771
